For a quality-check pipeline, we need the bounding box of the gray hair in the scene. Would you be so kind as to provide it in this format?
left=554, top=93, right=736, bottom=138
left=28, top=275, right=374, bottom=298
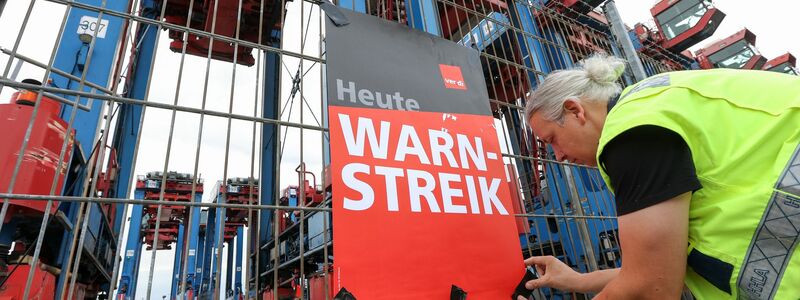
left=524, top=54, right=626, bottom=124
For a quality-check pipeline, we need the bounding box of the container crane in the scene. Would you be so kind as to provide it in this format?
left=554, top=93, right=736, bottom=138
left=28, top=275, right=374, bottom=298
left=695, top=28, right=767, bottom=70
left=158, top=0, right=289, bottom=65
left=763, top=53, right=798, bottom=75
left=631, top=0, right=725, bottom=70
left=217, top=177, right=257, bottom=300
left=259, top=180, right=329, bottom=299
left=649, top=0, right=724, bottom=52
left=117, top=171, right=202, bottom=300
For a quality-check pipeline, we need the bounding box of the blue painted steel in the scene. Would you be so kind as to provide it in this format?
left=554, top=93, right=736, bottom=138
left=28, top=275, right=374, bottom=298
left=567, top=166, right=620, bottom=269
left=287, top=189, right=298, bottom=223
left=54, top=196, right=82, bottom=299
left=171, top=223, right=186, bottom=298
left=208, top=205, right=225, bottom=299
left=81, top=202, right=116, bottom=284
left=322, top=49, right=330, bottom=167
left=194, top=211, right=207, bottom=295
left=505, top=3, right=554, bottom=232
left=526, top=160, right=619, bottom=298
left=628, top=30, right=644, bottom=51
left=44, top=0, right=130, bottom=297
left=406, top=0, right=440, bottom=35
left=117, top=190, right=146, bottom=300
left=491, top=7, right=622, bottom=297
left=183, top=198, right=203, bottom=298
left=212, top=194, right=226, bottom=297
left=53, top=0, right=126, bottom=160
left=541, top=28, right=575, bottom=70
left=200, top=207, right=217, bottom=297
left=339, top=0, right=366, bottom=13
left=234, top=226, right=244, bottom=300
left=111, top=0, right=160, bottom=237
left=643, top=60, right=658, bottom=77
left=259, top=43, right=281, bottom=282
left=307, top=211, right=331, bottom=251
left=509, top=0, right=551, bottom=88
left=0, top=219, right=18, bottom=247
left=457, top=12, right=508, bottom=51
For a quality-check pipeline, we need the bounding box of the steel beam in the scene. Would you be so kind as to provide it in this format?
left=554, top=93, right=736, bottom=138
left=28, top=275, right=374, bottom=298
left=258, top=39, right=282, bottom=295
left=183, top=197, right=203, bottom=298
left=227, top=237, right=234, bottom=297
left=235, top=226, right=244, bottom=300
left=406, top=0, right=441, bottom=35
left=117, top=190, right=146, bottom=300
left=604, top=0, right=647, bottom=81
left=172, top=223, right=186, bottom=298
left=201, top=207, right=217, bottom=298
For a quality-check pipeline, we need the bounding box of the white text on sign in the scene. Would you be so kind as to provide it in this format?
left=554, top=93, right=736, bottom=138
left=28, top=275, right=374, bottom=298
left=337, top=113, right=508, bottom=215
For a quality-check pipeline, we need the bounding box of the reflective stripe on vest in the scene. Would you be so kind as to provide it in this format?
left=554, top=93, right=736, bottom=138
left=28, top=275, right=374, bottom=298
left=738, top=144, right=800, bottom=299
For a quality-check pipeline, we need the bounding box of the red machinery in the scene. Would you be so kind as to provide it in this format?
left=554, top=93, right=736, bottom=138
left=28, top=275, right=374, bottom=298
left=632, top=0, right=724, bottom=70
left=647, top=0, right=724, bottom=52
left=0, top=80, right=118, bottom=299
left=307, top=270, right=336, bottom=300
left=0, top=260, right=57, bottom=299
left=90, top=144, right=120, bottom=229
left=219, top=177, right=258, bottom=241
left=372, top=0, right=407, bottom=23
left=695, top=28, right=766, bottom=70
left=437, top=0, right=506, bottom=41
left=159, top=0, right=289, bottom=66
left=260, top=268, right=336, bottom=300
left=135, top=171, right=202, bottom=250
left=262, top=287, right=293, bottom=300
left=298, top=179, right=324, bottom=207
left=763, top=52, right=798, bottom=75
left=0, top=80, right=74, bottom=216
left=274, top=181, right=324, bottom=234
left=544, top=0, right=604, bottom=15
left=436, top=0, right=532, bottom=106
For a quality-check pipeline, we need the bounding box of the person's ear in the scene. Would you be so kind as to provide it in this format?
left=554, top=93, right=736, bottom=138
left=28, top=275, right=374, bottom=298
left=562, top=98, right=586, bottom=124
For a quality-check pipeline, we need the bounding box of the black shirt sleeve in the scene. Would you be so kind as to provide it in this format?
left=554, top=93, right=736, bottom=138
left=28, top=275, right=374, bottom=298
left=599, top=125, right=702, bottom=215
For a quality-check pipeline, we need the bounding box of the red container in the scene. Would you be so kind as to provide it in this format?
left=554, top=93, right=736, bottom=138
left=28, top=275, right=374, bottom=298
left=0, top=91, right=73, bottom=217
left=262, top=287, right=292, bottom=300
left=308, top=273, right=335, bottom=300
left=0, top=261, right=56, bottom=299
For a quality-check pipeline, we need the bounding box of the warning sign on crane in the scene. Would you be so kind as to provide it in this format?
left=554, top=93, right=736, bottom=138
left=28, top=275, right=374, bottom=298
left=326, top=9, right=523, bottom=299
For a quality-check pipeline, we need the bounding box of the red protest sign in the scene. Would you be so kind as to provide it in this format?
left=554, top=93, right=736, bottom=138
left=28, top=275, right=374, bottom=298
left=325, top=8, right=525, bottom=298
left=329, top=105, right=524, bottom=299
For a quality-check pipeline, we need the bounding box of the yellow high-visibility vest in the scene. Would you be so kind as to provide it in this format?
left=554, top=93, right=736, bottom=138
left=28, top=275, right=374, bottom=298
left=596, top=69, right=800, bottom=299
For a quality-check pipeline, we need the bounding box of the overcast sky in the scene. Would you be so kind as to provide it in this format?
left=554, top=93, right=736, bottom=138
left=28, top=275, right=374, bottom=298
left=0, top=0, right=797, bottom=299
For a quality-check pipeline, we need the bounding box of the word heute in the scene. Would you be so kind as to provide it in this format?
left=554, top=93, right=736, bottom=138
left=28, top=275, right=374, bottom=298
left=336, top=79, right=421, bottom=111
left=337, top=113, right=508, bottom=215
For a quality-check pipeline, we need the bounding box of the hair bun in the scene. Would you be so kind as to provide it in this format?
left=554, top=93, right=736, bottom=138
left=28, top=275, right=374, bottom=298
left=581, top=54, right=626, bottom=84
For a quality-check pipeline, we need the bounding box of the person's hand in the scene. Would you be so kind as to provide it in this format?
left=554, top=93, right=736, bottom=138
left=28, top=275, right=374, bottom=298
left=522, top=256, right=583, bottom=292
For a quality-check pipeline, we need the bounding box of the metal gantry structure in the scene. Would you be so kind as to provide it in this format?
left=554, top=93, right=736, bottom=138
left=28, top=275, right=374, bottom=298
left=0, top=0, right=796, bottom=299
left=763, top=52, right=798, bottom=75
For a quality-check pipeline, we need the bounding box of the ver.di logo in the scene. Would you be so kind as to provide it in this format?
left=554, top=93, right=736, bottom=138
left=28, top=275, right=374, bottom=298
left=439, top=64, right=467, bottom=90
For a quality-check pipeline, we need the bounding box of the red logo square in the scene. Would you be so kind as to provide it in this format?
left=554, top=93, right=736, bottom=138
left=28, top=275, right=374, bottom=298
left=439, top=64, right=467, bottom=90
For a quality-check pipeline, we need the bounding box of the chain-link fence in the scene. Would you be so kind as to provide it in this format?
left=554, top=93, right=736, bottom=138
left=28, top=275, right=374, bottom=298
left=0, top=0, right=686, bottom=299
